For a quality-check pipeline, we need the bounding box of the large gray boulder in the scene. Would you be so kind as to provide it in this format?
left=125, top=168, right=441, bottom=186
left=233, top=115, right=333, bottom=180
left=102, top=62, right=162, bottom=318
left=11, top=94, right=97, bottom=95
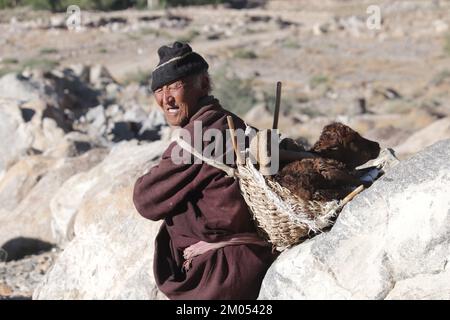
left=0, top=155, right=58, bottom=216
left=0, top=149, right=108, bottom=254
left=259, top=139, right=450, bottom=300
left=33, top=140, right=169, bottom=300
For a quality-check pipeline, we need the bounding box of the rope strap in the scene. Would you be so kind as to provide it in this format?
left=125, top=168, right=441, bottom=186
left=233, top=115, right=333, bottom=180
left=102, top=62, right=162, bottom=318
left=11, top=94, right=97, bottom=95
left=174, top=137, right=236, bottom=178
left=182, top=233, right=270, bottom=272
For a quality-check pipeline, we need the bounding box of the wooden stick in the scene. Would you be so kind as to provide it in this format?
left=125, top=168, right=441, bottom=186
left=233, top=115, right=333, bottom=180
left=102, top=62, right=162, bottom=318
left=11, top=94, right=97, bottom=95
left=226, top=116, right=243, bottom=165
left=272, top=81, right=282, bottom=129
left=340, top=185, right=364, bottom=206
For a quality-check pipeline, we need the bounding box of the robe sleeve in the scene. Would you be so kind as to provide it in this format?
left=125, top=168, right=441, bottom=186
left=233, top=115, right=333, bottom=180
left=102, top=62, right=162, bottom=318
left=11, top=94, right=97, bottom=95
left=133, top=108, right=244, bottom=222
left=133, top=141, right=203, bottom=221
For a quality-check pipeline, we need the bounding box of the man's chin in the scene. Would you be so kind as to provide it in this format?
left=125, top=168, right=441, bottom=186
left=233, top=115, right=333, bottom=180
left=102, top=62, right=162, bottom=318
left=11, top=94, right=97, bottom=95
left=166, top=116, right=186, bottom=127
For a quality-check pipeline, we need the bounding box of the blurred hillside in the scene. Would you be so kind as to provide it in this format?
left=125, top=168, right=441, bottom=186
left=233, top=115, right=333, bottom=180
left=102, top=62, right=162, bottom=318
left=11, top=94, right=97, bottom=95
left=0, top=1, right=449, bottom=152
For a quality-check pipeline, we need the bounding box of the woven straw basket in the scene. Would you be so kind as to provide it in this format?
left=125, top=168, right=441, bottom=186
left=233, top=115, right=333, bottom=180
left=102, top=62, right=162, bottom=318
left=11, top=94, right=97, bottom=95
left=233, top=159, right=345, bottom=251
left=175, top=134, right=370, bottom=251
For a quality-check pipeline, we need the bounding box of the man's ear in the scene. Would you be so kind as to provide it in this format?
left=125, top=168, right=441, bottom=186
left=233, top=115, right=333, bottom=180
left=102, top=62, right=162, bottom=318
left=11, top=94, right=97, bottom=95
left=200, top=74, right=210, bottom=93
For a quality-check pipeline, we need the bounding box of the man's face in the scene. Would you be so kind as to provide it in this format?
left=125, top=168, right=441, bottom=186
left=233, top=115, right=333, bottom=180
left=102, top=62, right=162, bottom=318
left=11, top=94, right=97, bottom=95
left=154, top=75, right=206, bottom=127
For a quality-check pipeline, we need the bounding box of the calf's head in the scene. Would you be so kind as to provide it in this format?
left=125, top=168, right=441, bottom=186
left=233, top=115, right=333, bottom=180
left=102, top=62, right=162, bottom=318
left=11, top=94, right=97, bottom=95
left=311, top=122, right=380, bottom=169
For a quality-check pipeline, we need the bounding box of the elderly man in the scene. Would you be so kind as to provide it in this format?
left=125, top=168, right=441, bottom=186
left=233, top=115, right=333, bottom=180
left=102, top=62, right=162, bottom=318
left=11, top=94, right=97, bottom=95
left=133, top=41, right=278, bottom=300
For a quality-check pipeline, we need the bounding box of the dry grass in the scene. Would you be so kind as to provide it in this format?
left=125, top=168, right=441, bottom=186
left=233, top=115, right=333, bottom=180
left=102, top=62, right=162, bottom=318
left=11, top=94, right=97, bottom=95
left=444, top=32, right=450, bottom=56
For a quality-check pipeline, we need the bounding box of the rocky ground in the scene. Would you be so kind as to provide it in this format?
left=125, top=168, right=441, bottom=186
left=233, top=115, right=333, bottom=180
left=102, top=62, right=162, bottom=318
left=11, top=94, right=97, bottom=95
left=1, top=0, right=450, bottom=299
left=0, top=249, right=59, bottom=299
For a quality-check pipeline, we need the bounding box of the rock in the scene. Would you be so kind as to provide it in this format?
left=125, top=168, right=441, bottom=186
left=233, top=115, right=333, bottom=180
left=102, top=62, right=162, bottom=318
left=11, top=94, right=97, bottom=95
left=37, top=118, right=66, bottom=149
left=347, top=98, right=369, bottom=116
left=22, top=99, right=71, bottom=134
left=0, top=68, right=101, bottom=126
left=160, top=14, right=191, bottom=29
left=89, top=64, right=115, bottom=88
left=50, top=140, right=167, bottom=245
left=147, top=108, right=167, bottom=128
left=20, top=99, right=76, bottom=151
left=0, top=283, right=13, bottom=298
left=104, top=104, right=124, bottom=122
left=123, top=104, right=149, bottom=123
left=0, top=74, right=41, bottom=102
left=0, top=156, right=58, bottom=213
left=433, top=20, right=448, bottom=33
left=0, top=148, right=108, bottom=254
left=119, top=83, right=141, bottom=101
left=34, top=140, right=169, bottom=299
left=0, top=66, right=161, bottom=147
left=290, top=112, right=311, bottom=124
left=374, top=87, right=402, bottom=100
left=0, top=98, right=34, bottom=179
left=41, top=131, right=96, bottom=159
left=206, top=31, right=224, bottom=40
left=0, top=98, right=103, bottom=178
left=84, top=105, right=107, bottom=139
left=385, top=270, right=450, bottom=299
left=137, top=109, right=167, bottom=141
left=394, top=117, right=450, bottom=158
left=102, top=107, right=167, bottom=143
left=116, top=84, right=152, bottom=111
left=49, top=16, right=65, bottom=29
left=43, top=68, right=100, bottom=114
left=275, top=17, right=298, bottom=29
left=337, top=16, right=366, bottom=37
left=0, top=249, right=59, bottom=299
left=68, top=64, right=90, bottom=83
left=312, top=23, right=330, bottom=36
left=259, top=139, right=450, bottom=300
left=109, top=121, right=137, bottom=142
left=105, top=82, right=121, bottom=100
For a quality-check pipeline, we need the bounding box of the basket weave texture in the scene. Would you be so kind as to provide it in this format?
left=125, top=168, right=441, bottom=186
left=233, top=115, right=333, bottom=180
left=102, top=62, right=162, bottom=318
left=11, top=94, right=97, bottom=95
left=175, top=136, right=344, bottom=251
left=235, top=159, right=341, bottom=251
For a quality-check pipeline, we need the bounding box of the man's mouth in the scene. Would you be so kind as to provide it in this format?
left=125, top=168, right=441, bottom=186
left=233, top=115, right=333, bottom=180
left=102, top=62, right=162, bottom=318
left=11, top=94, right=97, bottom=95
left=166, top=106, right=179, bottom=115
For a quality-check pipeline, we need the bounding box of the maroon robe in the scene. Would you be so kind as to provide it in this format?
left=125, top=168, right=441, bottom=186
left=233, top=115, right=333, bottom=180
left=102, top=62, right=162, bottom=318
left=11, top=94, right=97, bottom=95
left=133, top=96, right=278, bottom=300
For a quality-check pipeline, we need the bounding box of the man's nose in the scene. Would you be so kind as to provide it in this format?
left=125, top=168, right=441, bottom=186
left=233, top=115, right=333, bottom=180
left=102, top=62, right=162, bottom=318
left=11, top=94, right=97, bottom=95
left=162, top=89, right=175, bottom=105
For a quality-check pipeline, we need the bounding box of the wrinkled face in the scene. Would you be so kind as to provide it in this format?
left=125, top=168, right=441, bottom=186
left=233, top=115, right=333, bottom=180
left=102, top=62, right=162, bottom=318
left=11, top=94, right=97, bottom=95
left=312, top=122, right=380, bottom=168
left=154, top=74, right=207, bottom=127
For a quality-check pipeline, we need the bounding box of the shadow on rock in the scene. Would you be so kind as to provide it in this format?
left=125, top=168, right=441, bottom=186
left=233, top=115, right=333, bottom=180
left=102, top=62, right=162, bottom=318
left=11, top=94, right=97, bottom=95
left=1, top=237, right=55, bottom=262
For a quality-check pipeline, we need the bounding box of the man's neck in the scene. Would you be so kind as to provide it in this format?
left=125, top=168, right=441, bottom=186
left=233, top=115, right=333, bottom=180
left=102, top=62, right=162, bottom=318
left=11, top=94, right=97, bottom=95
left=184, top=95, right=220, bottom=125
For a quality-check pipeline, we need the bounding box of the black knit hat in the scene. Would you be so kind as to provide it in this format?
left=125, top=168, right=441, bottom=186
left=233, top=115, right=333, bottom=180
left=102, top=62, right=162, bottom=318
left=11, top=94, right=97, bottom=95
left=151, top=41, right=209, bottom=92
